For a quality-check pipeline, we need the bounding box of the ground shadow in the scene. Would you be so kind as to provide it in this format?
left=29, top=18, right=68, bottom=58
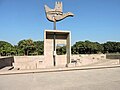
left=0, top=57, right=14, bottom=69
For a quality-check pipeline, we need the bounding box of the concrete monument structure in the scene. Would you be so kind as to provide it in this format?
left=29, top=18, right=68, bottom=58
left=0, top=2, right=119, bottom=71
left=44, top=30, right=71, bottom=67
left=0, top=1, right=74, bottom=70
left=44, top=2, right=74, bottom=67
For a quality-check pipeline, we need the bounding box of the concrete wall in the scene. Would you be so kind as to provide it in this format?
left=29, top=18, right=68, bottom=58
left=56, top=55, right=67, bottom=67
left=13, top=56, right=44, bottom=70
left=71, top=54, right=106, bottom=60
left=80, top=54, right=106, bottom=60
left=0, top=57, right=14, bottom=69
left=0, top=54, right=109, bottom=70
left=106, top=54, right=120, bottom=59
left=13, top=55, right=67, bottom=69
left=69, top=54, right=106, bottom=67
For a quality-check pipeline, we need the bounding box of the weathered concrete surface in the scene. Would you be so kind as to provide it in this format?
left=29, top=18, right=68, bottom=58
left=1, top=64, right=120, bottom=75
left=0, top=68, right=120, bottom=90
left=69, top=54, right=107, bottom=67
left=44, top=30, right=71, bottom=68
left=0, top=54, right=119, bottom=71
left=13, top=56, right=44, bottom=69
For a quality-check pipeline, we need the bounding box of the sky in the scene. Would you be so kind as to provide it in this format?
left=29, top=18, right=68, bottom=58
left=0, top=0, right=120, bottom=45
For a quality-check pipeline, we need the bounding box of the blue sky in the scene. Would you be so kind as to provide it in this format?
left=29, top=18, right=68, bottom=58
left=0, top=0, right=120, bottom=45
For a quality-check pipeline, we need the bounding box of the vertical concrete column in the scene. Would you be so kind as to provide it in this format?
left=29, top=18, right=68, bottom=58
left=44, top=30, right=54, bottom=67
left=66, top=32, right=71, bottom=66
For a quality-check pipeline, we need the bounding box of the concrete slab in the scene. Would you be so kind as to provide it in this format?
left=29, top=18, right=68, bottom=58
left=0, top=65, right=120, bottom=75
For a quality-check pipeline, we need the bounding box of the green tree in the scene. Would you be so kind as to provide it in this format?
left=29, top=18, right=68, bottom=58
left=71, top=40, right=104, bottom=54
left=0, top=41, right=14, bottom=56
left=34, top=41, right=44, bottom=55
left=103, top=42, right=120, bottom=53
left=56, top=45, right=66, bottom=55
left=18, top=39, right=35, bottom=55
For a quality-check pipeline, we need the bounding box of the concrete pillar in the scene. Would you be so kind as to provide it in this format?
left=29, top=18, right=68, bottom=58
left=44, top=30, right=71, bottom=67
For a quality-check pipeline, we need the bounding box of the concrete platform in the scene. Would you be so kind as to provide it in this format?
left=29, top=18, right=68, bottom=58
left=0, top=64, right=120, bottom=75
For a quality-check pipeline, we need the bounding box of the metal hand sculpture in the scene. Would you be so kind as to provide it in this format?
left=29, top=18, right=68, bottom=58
left=44, top=2, right=74, bottom=66
left=44, top=2, right=74, bottom=29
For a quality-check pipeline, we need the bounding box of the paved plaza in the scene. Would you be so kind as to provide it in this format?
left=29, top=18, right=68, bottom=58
left=0, top=67, right=120, bottom=90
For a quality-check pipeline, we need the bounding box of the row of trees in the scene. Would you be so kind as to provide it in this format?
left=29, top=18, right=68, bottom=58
left=0, top=39, right=44, bottom=56
left=0, top=39, right=120, bottom=56
left=72, top=40, right=120, bottom=54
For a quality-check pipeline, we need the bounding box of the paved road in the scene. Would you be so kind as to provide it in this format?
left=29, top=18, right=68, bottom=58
left=0, top=68, right=120, bottom=90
